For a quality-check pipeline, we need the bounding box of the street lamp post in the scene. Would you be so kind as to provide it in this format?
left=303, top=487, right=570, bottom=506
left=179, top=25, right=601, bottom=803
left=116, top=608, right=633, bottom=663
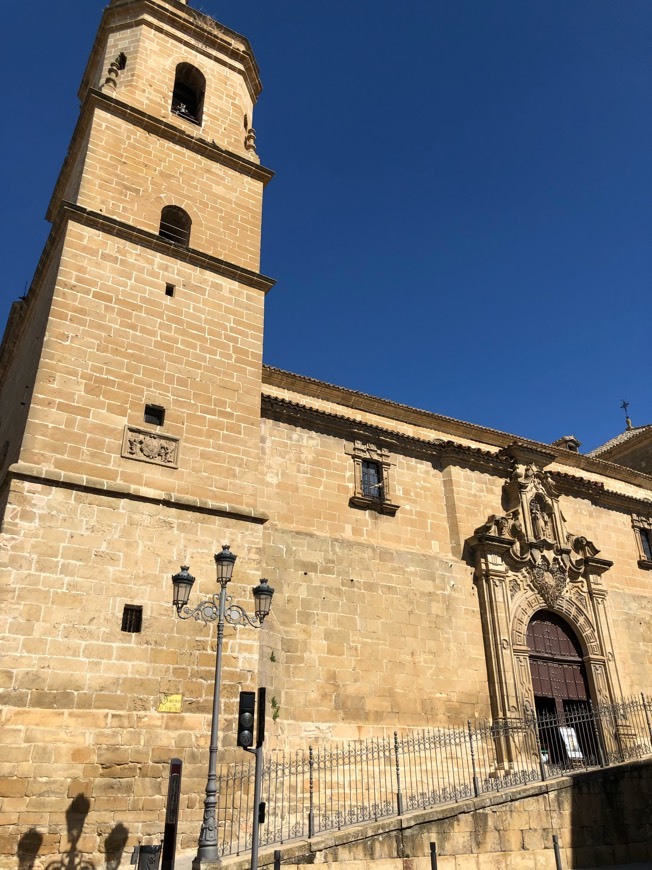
left=171, top=546, right=274, bottom=868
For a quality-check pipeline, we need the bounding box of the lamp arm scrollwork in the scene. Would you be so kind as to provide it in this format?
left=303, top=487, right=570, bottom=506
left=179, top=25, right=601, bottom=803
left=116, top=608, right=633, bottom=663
left=176, top=593, right=262, bottom=628
left=176, top=593, right=220, bottom=624
left=223, top=602, right=262, bottom=628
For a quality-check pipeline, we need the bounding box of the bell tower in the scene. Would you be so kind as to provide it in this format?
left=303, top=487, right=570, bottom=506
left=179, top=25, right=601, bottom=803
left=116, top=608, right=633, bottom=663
left=0, top=0, right=274, bottom=861
left=1, top=0, right=274, bottom=505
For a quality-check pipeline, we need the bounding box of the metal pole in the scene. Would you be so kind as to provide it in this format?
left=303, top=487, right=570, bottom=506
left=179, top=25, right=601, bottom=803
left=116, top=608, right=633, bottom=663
left=250, top=746, right=264, bottom=870
left=429, top=841, right=438, bottom=870
left=393, top=732, right=404, bottom=816
left=552, top=834, right=563, bottom=870
left=588, top=701, right=606, bottom=768
left=195, top=582, right=227, bottom=865
left=273, top=850, right=281, bottom=870
left=162, top=758, right=182, bottom=870
left=467, top=721, right=480, bottom=797
left=308, top=746, right=315, bottom=838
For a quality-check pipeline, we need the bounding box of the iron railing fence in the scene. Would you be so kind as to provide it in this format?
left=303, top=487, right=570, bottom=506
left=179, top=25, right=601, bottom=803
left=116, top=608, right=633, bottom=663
left=213, top=694, right=652, bottom=858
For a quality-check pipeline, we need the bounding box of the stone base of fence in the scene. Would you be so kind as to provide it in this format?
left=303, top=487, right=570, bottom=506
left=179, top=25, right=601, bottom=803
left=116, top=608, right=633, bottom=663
left=200, top=758, right=651, bottom=870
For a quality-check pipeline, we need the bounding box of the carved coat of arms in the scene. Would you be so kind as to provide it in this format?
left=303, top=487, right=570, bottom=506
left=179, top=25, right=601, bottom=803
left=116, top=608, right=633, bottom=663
left=530, top=560, right=567, bottom=607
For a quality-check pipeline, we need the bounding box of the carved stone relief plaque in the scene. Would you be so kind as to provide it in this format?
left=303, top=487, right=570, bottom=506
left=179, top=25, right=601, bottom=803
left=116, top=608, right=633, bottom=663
left=121, top=426, right=180, bottom=468
left=528, top=558, right=567, bottom=608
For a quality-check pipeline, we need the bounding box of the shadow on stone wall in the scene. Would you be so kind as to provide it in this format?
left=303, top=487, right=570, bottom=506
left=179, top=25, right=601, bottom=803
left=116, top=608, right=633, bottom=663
left=17, top=830, right=43, bottom=870
left=569, top=761, right=652, bottom=867
left=103, top=826, right=129, bottom=870
left=16, top=795, right=129, bottom=870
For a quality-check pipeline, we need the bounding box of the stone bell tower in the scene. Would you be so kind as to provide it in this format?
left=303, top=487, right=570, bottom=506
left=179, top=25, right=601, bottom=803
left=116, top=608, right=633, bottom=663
left=0, top=0, right=274, bottom=863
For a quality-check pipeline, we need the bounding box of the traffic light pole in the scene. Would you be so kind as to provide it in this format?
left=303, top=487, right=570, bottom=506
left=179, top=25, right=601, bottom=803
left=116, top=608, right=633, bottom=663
left=250, top=745, right=263, bottom=870
left=243, top=687, right=266, bottom=870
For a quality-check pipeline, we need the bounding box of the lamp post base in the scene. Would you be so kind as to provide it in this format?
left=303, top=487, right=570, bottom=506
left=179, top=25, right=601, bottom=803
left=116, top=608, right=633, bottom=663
left=191, top=853, right=221, bottom=870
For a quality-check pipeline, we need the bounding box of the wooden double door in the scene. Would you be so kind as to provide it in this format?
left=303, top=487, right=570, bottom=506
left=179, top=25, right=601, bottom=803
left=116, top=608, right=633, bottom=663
left=527, top=611, right=596, bottom=763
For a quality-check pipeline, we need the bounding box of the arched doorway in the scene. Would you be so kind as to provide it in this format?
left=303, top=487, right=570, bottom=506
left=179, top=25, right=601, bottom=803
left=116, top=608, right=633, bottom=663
left=527, top=611, right=594, bottom=763
left=527, top=610, right=590, bottom=718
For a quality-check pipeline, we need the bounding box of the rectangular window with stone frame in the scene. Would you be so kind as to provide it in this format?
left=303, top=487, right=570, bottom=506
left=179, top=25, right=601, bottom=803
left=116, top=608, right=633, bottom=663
left=632, top=514, right=652, bottom=568
left=346, top=440, right=400, bottom=516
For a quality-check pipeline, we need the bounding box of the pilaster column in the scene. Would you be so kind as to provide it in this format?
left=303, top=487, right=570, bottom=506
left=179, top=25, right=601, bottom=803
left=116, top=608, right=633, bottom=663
left=585, top=556, right=622, bottom=707
left=474, top=546, right=520, bottom=723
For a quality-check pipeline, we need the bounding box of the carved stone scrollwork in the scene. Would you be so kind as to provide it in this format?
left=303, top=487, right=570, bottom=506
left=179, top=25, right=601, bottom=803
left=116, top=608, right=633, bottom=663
left=512, top=590, right=600, bottom=655
left=245, top=127, right=257, bottom=152
left=121, top=426, right=180, bottom=468
left=513, top=649, right=535, bottom=715
left=528, top=557, right=567, bottom=608
left=102, top=52, right=127, bottom=91
left=502, top=460, right=567, bottom=546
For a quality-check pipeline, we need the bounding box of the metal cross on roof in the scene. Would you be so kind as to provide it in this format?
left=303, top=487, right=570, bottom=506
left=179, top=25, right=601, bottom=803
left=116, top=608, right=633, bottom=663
left=620, top=400, right=633, bottom=431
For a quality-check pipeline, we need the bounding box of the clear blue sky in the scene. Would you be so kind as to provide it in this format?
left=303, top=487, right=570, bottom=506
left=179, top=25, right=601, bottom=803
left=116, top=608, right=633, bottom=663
left=2, top=1, right=650, bottom=451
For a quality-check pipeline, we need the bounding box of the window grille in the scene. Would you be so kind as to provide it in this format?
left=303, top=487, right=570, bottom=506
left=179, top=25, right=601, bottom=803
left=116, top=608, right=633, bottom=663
left=159, top=206, right=191, bottom=246
left=346, top=442, right=399, bottom=515
left=144, top=404, right=165, bottom=426
left=361, top=460, right=383, bottom=500
left=633, top=515, right=652, bottom=567
left=121, top=605, right=143, bottom=633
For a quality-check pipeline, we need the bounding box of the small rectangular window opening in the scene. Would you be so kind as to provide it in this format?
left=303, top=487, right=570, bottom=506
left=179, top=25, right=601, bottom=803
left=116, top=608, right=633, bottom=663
left=361, top=460, right=383, bottom=501
left=144, top=404, right=165, bottom=426
left=121, top=604, right=143, bottom=633
left=640, top=529, right=652, bottom=562
left=165, top=283, right=175, bottom=297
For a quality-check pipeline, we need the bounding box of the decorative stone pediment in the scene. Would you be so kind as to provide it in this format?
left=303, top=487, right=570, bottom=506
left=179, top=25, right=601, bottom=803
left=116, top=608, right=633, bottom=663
left=346, top=440, right=392, bottom=464
left=502, top=460, right=565, bottom=546
left=467, top=455, right=604, bottom=581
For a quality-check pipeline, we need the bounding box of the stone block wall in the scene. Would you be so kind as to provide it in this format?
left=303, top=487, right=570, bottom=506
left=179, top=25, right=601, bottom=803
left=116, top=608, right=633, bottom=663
left=16, top=223, right=266, bottom=510
left=0, top=477, right=274, bottom=866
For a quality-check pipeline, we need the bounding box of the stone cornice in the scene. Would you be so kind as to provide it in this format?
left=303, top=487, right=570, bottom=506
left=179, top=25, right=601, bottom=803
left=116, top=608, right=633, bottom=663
left=496, top=442, right=557, bottom=469
left=262, top=393, right=440, bottom=455
left=262, top=394, right=506, bottom=471
left=8, top=462, right=269, bottom=524
left=48, top=89, right=273, bottom=224
left=60, top=203, right=275, bottom=292
left=262, top=393, right=652, bottom=516
left=261, top=366, right=652, bottom=493
left=82, top=0, right=263, bottom=102
left=550, top=471, right=652, bottom=515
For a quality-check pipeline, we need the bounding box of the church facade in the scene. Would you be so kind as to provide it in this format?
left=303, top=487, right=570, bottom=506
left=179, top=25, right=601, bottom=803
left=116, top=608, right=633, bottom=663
left=1, top=0, right=650, bottom=865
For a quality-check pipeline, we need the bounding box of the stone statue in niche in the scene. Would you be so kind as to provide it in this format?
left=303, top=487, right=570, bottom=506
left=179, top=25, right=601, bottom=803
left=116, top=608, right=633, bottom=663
left=530, top=497, right=552, bottom=540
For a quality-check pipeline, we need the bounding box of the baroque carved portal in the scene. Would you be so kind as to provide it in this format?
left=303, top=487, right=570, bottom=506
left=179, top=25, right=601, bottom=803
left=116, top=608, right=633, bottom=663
left=465, top=446, right=624, bottom=726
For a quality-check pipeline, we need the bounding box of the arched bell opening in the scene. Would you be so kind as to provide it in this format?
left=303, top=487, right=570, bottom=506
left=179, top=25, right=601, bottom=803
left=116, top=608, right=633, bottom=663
left=171, top=62, right=205, bottom=125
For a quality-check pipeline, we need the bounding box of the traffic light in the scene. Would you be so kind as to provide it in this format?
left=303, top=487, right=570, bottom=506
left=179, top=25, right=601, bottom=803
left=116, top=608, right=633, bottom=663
left=237, top=691, right=256, bottom=748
